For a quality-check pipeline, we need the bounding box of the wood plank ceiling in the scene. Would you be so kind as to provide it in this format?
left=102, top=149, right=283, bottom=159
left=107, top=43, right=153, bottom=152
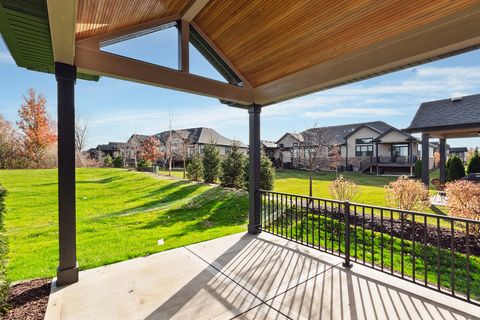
left=194, top=0, right=480, bottom=87
left=76, top=0, right=193, bottom=40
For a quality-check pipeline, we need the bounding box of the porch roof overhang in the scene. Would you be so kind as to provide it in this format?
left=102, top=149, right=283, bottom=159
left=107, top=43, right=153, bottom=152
left=1, top=1, right=480, bottom=106
left=404, top=93, right=480, bottom=139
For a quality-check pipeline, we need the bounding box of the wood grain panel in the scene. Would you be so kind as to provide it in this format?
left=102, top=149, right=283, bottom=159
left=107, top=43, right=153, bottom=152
left=195, top=0, right=480, bottom=87
left=76, top=0, right=193, bottom=40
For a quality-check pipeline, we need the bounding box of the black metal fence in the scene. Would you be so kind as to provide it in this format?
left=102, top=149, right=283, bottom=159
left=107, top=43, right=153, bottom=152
left=259, top=189, right=480, bottom=304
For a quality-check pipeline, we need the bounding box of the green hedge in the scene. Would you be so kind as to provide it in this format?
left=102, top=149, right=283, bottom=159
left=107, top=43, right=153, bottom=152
left=0, top=186, right=8, bottom=313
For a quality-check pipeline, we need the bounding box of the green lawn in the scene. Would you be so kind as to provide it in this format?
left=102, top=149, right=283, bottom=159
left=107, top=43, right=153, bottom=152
left=0, top=168, right=248, bottom=281
left=157, top=168, right=185, bottom=179
left=274, top=169, right=448, bottom=215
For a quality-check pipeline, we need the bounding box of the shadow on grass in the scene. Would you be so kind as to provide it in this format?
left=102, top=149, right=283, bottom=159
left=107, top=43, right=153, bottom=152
left=138, top=186, right=248, bottom=231
left=430, top=205, right=448, bottom=216
left=93, top=182, right=206, bottom=219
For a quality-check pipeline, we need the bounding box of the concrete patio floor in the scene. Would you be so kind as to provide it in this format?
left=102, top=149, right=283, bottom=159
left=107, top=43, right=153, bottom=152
left=45, top=232, right=480, bottom=320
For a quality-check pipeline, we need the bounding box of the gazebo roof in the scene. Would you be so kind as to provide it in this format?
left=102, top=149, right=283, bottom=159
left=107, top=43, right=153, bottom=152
left=2, top=0, right=480, bottom=106
left=404, top=93, right=480, bottom=138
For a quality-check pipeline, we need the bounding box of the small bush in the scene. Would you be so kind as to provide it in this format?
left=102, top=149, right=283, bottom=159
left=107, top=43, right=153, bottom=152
left=413, top=160, right=422, bottom=178
left=103, top=154, right=112, bottom=166
left=384, top=176, right=429, bottom=211
left=137, top=158, right=152, bottom=168
left=112, top=156, right=124, bottom=168
left=329, top=176, right=359, bottom=201
left=467, top=149, right=480, bottom=174
left=220, top=144, right=246, bottom=188
left=0, top=186, right=9, bottom=313
left=446, top=180, right=480, bottom=222
left=202, top=143, right=221, bottom=183
left=446, top=155, right=465, bottom=182
left=186, top=153, right=203, bottom=181
left=243, top=153, right=276, bottom=191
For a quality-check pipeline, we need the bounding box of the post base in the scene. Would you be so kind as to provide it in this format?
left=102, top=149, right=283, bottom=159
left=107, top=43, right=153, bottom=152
left=342, top=262, right=353, bottom=268
left=57, top=264, right=79, bottom=286
left=248, top=224, right=261, bottom=234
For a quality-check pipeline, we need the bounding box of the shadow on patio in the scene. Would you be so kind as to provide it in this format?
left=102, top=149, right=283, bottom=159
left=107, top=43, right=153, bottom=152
left=45, top=232, right=480, bottom=320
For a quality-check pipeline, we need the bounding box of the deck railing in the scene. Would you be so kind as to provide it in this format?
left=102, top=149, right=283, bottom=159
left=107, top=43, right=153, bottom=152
left=259, top=189, right=480, bottom=305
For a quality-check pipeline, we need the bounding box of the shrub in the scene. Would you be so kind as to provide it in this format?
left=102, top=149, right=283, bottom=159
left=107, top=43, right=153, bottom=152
left=112, top=156, right=124, bottom=168
left=243, top=152, right=276, bottom=191
left=467, top=149, right=480, bottom=174
left=446, top=180, right=480, bottom=224
left=220, top=144, right=246, bottom=188
left=384, top=176, right=429, bottom=211
left=202, top=143, right=220, bottom=183
left=103, top=154, right=112, bottom=166
left=0, top=186, right=9, bottom=313
left=137, top=158, right=152, bottom=168
left=446, top=155, right=465, bottom=182
left=413, top=160, right=422, bottom=178
left=329, top=176, right=359, bottom=201
left=186, top=153, right=203, bottom=181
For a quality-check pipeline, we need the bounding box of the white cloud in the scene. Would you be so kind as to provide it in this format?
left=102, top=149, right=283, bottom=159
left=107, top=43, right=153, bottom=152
left=0, top=51, right=14, bottom=64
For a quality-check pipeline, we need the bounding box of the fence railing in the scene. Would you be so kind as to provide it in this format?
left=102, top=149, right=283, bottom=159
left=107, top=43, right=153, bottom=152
left=259, top=189, right=480, bottom=305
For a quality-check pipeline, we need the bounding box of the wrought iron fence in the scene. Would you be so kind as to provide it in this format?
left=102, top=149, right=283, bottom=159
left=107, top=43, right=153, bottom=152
left=259, top=189, right=480, bottom=304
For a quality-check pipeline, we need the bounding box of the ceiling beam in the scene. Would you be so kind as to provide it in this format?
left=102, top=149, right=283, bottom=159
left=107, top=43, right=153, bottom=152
left=76, top=14, right=181, bottom=49
left=75, top=45, right=254, bottom=105
left=179, top=19, right=189, bottom=73
left=182, top=0, right=211, bottom=23
left=255, top=5, right=480, bottom=105
left=46, top=0, right=77, bottom=64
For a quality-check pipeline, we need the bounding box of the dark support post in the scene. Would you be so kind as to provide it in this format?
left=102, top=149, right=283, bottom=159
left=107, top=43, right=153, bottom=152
left=421, top=133, right=430, bottom=186
left=248, top=104, right=261, bottom=234
left=55, top=62, right=78, bottom=286
left=439, top=138, right=446, bottom=184
left=343, top=201, right=352, bottom=268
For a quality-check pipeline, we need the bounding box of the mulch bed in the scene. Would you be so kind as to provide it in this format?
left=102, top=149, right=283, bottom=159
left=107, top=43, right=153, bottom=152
left=2, top=279, right=51, bottom=320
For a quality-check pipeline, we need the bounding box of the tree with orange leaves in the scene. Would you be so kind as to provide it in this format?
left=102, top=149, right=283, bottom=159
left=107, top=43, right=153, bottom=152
left=140, top=136, right=163, bottom=163
left=17, top=89, right=57, bottom=167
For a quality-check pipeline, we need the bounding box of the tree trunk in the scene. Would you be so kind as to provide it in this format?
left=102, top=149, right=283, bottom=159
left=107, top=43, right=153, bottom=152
left=183, top=159, right=186, bottom=179
left=309, top=171, right=313, bottom=197
left=169, top=157, right=172, bottom=176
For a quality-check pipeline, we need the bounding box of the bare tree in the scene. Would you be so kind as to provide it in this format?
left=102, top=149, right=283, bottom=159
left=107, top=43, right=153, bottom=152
left=0, top=115, right=23, bottom=169
left=299, top=124, right=335, bottom=197
left=75, top=116, right=88, bottom=166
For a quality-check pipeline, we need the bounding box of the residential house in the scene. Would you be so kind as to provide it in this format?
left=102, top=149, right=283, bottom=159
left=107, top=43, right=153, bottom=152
left=449, top=147, right=468, bottom=162
left=96, top=142, right=128, bottom=162
left=260, top=140, right=278, bottom=164
left=276, top=121, right=427, bottom=174
left=125, top=134, right=149, bottom=166
left=155, top=127, right=248, bottom=167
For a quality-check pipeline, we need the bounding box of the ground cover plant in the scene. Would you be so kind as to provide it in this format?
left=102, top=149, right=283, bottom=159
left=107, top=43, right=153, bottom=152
left=0, top=168, right=248, bottom=281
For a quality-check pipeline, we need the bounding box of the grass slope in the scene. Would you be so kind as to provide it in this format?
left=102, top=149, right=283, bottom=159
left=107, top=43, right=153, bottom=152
left=0, top=169, right=248, bottom=281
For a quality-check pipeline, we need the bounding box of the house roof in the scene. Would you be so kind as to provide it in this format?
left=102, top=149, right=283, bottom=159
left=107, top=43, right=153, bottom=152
left=97, top=142, right=128, bottom=151
left=302, top=121, right=394, bottom=145
left=450, top=147, right=468, bottom=153
left=405, top=94, right=480, bottom=133
left=261, top=140, right=277, bottom=149
left=155, top=127, right=247, bottom=148
left=2, top=1, right=479, bottom=106
left=128, top=134, right=149, bottom=144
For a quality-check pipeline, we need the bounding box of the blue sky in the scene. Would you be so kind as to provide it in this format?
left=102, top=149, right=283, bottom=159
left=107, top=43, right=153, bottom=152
left=1, top=26, right=479, bottom=149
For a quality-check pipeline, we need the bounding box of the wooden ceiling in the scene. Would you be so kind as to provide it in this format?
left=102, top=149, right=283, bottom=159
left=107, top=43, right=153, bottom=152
left=194, top=0, right=480, bottom=87
left=76, top=0, right=193, bottom=40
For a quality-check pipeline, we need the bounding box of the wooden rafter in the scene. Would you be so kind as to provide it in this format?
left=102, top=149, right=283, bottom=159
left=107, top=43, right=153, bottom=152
left=46, top=0, right=77, bottom=64
left=74, top=45, right=254, bottom=104
left=182, top=0, right=211, bottom=22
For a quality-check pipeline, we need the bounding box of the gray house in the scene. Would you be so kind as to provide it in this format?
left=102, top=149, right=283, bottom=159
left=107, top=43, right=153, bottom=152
left=276, top=121, right=420, bottom=174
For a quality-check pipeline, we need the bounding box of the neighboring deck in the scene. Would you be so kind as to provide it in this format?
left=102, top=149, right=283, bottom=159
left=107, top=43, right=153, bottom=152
left=45, top=232, right=480, bottom=320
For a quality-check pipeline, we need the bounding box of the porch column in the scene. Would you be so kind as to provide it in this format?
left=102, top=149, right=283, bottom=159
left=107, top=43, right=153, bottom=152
left=55, top=62, right=78, bottom=285
left=421, top=133, right=430, bottom=186
left=248, top=104, right=261, bottom=234
left=439, top=138, right=446, bottom=184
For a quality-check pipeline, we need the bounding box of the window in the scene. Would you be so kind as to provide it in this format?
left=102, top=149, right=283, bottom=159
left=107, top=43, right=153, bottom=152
left=225, top=146, right=231, bottom=154
left=355, top=145, right=373, bottom=156
left=391, top=144, right=409, bottom=157
left=355, top=138, right=373, bottom=144
left=293, top=142, right=298, bottom=147
left=279, top=143, right=284, bottom=148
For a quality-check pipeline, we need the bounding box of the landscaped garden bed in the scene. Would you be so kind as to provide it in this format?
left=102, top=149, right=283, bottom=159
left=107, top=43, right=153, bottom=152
left=2, top=279, right=50, bottom=320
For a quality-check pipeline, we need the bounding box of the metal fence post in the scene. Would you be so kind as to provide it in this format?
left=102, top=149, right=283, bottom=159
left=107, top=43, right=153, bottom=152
left=343, top=200, right=353, bottom=268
